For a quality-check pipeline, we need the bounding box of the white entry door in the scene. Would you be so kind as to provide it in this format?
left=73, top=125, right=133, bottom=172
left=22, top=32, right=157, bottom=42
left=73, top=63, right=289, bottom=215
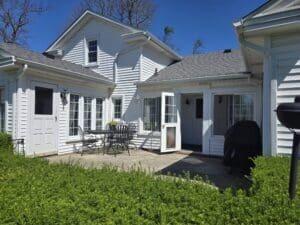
left=161, top=92, right=181, bottom=152
left=30, top=81, right=58, bottom=155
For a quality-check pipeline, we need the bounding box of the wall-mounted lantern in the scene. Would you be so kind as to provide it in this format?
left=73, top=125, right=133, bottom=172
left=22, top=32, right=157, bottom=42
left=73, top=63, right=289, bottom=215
left=60, top=89, right=68, bottom=106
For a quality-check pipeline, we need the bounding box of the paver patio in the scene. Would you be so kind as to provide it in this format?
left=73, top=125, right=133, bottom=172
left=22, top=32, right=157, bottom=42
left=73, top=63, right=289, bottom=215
left=47, top=150, right=249, bottom=190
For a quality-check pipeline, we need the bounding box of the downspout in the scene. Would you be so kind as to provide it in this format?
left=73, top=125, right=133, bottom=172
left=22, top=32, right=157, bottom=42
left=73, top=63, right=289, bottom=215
left=14, top=63, right=28, bottom=142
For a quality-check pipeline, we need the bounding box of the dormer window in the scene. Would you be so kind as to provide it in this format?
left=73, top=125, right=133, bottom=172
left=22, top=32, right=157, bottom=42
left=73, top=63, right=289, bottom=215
left=88, top=40, right=97, bottom=64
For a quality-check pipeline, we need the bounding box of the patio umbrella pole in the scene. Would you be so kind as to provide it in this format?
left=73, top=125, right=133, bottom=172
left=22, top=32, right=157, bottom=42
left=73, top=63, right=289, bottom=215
left=289, top=132, right=300, bottom=199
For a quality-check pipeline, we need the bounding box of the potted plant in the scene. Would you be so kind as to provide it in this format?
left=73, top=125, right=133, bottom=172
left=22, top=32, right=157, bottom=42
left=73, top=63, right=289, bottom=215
left=108, top=120, right=118, bottom=130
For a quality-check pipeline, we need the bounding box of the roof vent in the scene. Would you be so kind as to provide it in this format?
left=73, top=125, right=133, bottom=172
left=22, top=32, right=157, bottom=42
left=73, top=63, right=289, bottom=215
left=154, top=68, right=158, bottom=76
left=223, top=49, right=231, bottom=53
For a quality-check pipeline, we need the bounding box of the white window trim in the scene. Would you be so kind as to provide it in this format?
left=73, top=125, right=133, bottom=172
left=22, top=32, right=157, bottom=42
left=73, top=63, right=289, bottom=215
left=68, top=93, right=106, bottom=140
left=112, top=95, right=124, bottom=121
left=85, top=36, right=99, bottom=67
left=68, top=93, right=80, bottom=140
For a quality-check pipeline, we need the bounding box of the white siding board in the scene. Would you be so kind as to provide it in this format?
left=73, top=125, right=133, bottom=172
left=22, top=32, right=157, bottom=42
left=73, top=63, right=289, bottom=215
left=141, top=45, right=172, bottom=81
left=272, top=34, right=300, bottom=154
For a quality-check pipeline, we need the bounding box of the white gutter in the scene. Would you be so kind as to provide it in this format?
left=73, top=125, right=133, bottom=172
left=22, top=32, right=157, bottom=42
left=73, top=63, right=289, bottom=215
left=16, top=58, right=115, bottom=87
left=136, top=73, right=252, bottom=87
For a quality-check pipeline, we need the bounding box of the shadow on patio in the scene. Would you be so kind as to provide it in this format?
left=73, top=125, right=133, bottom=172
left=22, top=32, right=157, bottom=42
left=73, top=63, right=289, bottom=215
left=156, top=153, right=251, bottom=191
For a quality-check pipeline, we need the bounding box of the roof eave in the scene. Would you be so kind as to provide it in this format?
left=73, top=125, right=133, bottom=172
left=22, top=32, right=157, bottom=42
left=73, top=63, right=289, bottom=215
left=15, top=57, right=115, bottom=87
left=45, top=10, right=138, bottom=53
left=122, top=31, right=182, bottom=61
left=136, top=73, right=252, bottom=87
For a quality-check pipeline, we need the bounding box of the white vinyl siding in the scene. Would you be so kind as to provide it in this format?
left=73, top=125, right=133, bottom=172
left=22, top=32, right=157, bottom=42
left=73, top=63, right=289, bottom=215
left=62, top=19, right=124, bottom=81
left=270, top=33, right=300, bottom=154
left=141, top=45, right=172, bottom=81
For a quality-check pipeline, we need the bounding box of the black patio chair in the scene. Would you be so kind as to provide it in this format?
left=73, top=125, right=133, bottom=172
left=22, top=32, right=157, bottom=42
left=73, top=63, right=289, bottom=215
left=78, top=126, right=98, bottom=156
left=115, top=124, right=130, bottom=155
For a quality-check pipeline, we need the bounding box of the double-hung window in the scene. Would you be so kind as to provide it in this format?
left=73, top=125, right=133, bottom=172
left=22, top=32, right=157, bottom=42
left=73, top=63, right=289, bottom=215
left=143, top=97, right=161, bottom=131
left=113, top=98, right=122, bottom=119
left=96, top=98, right=103, bottom=130
left=69, top=94, right=79, bottom=136
left=88, top=40, right=97, bottom=64
left=84, top=97, right=92, bottom=131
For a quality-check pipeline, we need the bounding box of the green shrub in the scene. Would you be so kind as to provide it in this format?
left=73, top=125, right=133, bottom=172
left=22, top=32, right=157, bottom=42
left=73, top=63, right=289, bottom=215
left=0, top=132, right=12, bottom=152
left=0, top=153, right=299, bottom=225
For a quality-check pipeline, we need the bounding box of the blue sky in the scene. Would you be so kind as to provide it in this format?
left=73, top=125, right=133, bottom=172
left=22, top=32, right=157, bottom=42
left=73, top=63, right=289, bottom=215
left=27, top=0, right=266, bottom=56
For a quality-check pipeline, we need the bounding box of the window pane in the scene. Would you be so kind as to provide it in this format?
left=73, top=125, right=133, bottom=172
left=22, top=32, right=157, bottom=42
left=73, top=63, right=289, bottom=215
left=165, top=96, right=176, bottom=123
left=213, top=94, right=254, bottom=135
left=113, top=98, right=122, bottom=119
left=96, top=98, right=103, bottom=130
left=69, top=94, right=79, bottom=136
left=84, top=97, right=92, bottom=131
left=166, top=127, right=176, bottom=148
left=88, top=40, right=97, bottom=63
left=196, top=98, right=203, bottom=119
left=143, top=97, right=161, bottom=131
left=35, top=87, right=53, bottom=115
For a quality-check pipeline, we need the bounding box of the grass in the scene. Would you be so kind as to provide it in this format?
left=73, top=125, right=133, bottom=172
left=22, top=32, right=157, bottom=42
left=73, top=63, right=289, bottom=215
left=0, top=146, right=299, bottom=224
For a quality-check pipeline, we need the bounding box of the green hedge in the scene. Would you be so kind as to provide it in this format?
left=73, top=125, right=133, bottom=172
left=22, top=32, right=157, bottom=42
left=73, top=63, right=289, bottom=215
left=0, top=132, right=12, bottom=152
left=0, top=144, right=299, bottom=224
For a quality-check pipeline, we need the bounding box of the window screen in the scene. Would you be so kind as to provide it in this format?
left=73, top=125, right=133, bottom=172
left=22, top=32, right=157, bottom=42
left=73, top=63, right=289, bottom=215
left=35, top=87, right=53, bottom=115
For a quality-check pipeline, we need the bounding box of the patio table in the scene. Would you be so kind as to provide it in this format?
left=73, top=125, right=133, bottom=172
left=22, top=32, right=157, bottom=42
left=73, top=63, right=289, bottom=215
left=86, top=129, right=135, bottom=155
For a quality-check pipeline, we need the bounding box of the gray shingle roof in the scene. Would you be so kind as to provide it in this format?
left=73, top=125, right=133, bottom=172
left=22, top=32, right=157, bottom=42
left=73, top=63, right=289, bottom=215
left=0, top=43, right=113, bottom=84
left=144, top=49, right=249, bottom=84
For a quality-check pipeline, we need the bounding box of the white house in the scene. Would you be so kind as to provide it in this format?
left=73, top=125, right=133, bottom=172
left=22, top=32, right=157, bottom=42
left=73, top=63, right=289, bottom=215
left=0, top=0, right=298, bottom=157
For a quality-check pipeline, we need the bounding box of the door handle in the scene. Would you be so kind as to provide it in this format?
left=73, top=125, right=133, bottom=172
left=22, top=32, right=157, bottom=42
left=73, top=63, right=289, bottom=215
left=55, top=116, right=57, bottom=122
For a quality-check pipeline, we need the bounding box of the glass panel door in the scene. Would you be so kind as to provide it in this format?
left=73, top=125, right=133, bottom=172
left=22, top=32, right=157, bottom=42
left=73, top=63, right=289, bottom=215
left=161, top=92, right=181, bottom=152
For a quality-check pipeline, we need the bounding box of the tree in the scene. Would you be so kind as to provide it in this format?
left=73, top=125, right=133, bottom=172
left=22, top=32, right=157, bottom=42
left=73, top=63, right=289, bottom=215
left=162, top=26, right=175, bottom=49
left=73, top=0, right=156, bottom=29
left=0, top=0, right=48, bottom=45
left=192, top=38, right=202, bottom=54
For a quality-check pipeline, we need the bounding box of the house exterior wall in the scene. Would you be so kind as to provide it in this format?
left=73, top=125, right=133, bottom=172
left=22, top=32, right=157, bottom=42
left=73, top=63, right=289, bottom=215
left=141, top=45, right=173, bottom=81
left=58, top=18, right=176, bottom=151
left=138, top=79, right=262, bottom=155
left=264, top=32, right=300, bottom=155
left=62, top=19, right=125, bottom=81
left=0, top=72, right=16, bottom=135
left=13, top=70, right=109, bottom=156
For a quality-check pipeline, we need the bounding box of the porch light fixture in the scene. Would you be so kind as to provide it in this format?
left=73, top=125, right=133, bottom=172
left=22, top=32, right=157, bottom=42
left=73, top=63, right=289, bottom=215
left=276, top=96, right=300, bottom=199
left=185, top=99, right=190, bottom=105
left=60, top=89, right=68, bottom=105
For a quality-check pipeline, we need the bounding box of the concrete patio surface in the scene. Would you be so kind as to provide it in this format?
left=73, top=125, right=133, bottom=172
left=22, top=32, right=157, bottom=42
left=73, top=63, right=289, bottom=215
left=46, top=150, right=250, bottom=190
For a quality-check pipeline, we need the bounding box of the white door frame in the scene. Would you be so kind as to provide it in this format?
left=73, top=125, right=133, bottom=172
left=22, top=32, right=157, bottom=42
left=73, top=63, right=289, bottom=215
left=30, top=80, right=59, bottom=156
left=160, top=92, right=181, bottom=152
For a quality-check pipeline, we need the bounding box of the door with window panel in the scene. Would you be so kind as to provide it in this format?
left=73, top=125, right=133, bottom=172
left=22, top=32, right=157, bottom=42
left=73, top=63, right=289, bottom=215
left=30, top=81, right=58, bottom=155
left=211, top=93, right=255, bottom=155
left=160, top=92, right=181, bottom=152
